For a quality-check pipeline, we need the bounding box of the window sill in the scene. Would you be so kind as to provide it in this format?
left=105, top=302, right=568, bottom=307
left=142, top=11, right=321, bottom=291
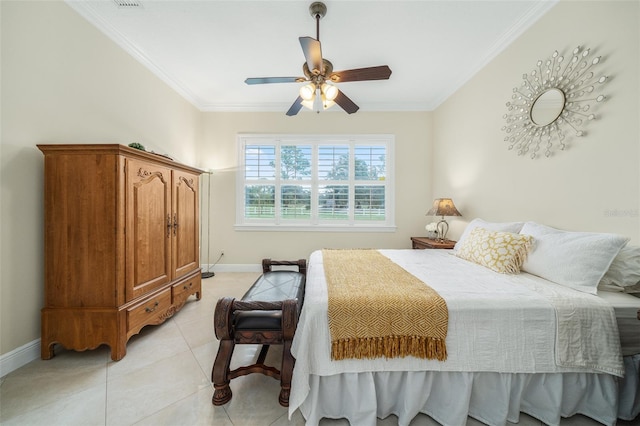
left=234, top=224, right=397, bottom=233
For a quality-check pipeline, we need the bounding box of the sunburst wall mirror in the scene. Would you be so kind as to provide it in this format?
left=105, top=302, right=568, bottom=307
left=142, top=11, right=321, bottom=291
left=502, top=46, right=607, bottom=159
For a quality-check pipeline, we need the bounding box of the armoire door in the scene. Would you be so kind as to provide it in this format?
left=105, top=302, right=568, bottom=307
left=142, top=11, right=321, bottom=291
left=125, top=158, right=173, bottom=301
left=172, top=170, right=200, bottom=279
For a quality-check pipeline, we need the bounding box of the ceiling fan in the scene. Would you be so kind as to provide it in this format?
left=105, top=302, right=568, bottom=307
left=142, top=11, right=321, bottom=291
left=244, top=1, right=392, bottom=116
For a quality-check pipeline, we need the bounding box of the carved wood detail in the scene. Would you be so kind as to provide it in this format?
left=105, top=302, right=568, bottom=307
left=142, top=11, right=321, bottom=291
left=157, top=305, right=177, bottom=322
left=137, top=167, right=166, bottom=184
left=212, top=384, right=233, bottom=406
left=178, top=175, right=196, bottom=190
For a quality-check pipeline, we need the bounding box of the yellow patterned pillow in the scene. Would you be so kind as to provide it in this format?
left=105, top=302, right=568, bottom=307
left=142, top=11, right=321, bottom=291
left=456, top=227, right=533, bottom=274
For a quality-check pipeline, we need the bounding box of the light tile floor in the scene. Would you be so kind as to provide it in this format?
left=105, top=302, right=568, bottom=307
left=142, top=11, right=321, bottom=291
left=0, top=272, right=636, bottom=426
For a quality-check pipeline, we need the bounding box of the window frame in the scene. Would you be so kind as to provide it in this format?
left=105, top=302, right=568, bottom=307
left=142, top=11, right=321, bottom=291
left=235, top=134, right=396, bottom=232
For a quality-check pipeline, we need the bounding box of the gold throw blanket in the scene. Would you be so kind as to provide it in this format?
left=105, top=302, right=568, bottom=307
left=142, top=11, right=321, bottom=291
left=323, top=249, right=448, bottom=361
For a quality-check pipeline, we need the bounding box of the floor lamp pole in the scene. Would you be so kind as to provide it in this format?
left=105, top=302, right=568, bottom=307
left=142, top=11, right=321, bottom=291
left=202, top=171, right=215, bottom=278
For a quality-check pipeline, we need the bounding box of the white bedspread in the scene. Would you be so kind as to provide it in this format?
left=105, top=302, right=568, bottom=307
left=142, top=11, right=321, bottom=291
left=289, top=249, right=624, bottom=417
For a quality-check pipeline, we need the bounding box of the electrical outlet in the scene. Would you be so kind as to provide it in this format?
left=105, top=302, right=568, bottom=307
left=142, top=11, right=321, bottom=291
left=220, top=250, right=224, bottom=256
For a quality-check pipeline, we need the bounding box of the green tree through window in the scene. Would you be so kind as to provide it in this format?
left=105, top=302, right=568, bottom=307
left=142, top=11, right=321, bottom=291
left=272, top=146, right=311, bottom=180
left=238, top=135, right=394, bottom=229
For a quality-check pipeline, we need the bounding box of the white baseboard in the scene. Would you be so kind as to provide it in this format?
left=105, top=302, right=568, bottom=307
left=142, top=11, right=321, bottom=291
left=0, top=339, right=40, bottom=378
left=201, top=263, right=262, bottom=273
left=201, top=263, right=303, bottom=273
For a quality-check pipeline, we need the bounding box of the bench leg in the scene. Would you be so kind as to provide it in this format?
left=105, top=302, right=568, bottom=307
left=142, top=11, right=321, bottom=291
left=212, top=339, right=234, bottom=405
left=279, top=298, right=298, bottom=407
left=279, top=340, right=294, bottom=407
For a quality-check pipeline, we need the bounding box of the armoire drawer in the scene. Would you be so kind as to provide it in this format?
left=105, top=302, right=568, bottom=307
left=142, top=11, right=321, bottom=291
left=172, top=274, right=201, bottom=305
left=127, top=288, right=172, bottom=333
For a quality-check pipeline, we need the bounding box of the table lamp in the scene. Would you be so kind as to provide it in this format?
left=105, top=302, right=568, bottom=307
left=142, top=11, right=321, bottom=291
left=426, top=198, right=462, bottom=241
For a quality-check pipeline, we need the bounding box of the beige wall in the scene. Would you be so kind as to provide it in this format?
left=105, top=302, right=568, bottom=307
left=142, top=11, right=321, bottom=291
left=3, top=0, right=638, bottom=364
left=200, top=111, right=433, bottom=267
left=433, top=0, right=640, bottom=243
left=0, top=1, right=202, bottom=356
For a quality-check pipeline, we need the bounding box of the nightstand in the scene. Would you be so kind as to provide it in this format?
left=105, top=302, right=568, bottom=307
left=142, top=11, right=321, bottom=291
left=411, top=237, right=456, bottom=250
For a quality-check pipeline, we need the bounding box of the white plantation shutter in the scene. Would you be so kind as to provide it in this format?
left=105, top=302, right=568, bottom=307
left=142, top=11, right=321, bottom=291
left=236, top=134, right=395, bottom=232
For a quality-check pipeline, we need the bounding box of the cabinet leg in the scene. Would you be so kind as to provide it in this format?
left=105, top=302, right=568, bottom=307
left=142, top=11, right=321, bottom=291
left=110, top=343, right=127, bottom=361
left=41, top=340, right=55, bottom=360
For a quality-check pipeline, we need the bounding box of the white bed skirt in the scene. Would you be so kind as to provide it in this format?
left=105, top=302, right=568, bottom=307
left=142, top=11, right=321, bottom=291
left=298, top=355, right=640, bottom=426
left=620, top=354, right=640, bottom=420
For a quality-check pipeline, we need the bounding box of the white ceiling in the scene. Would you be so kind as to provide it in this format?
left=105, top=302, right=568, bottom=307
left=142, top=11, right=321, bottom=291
left=66, top=0, right=557, bottom=113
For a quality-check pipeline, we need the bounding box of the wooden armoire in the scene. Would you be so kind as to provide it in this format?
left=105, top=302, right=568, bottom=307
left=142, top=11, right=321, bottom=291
left=38, top=144, right=203, bottom=361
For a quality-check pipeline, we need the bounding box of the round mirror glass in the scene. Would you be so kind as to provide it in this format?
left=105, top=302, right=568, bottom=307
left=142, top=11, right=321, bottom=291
left=530, top=88, right=565, bottom=126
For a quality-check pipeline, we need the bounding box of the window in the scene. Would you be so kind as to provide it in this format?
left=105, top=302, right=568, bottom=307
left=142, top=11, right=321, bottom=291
left=236, top=134, right=395, bottom=232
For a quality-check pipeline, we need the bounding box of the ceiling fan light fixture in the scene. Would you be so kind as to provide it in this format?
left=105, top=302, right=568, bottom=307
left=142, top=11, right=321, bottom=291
left=321, top=83, right=338, bottom=101
left=301, top=98, right=315, bottom=110
left=244, top=1, right=391, bottom=116
left=299, top=83, right=316, bottom=101
left=322, top=97, right=336, bottom=110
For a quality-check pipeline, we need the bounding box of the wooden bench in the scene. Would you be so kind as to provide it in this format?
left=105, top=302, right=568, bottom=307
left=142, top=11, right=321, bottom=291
left=211, top=259, right=306, bottom=407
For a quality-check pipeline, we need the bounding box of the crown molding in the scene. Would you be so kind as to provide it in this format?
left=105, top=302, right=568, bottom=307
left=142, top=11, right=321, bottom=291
left=66, top=0, right=558, bottom=113
left=430, top=0, right=559, bottom=109
left=199, top=101, right=433, bottom=113
left=65, top=0, right=206, bottom=108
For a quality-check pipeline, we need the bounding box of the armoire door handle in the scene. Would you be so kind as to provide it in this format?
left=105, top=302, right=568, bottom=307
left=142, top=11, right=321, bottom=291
left=173, top=213, right=179, bottom=236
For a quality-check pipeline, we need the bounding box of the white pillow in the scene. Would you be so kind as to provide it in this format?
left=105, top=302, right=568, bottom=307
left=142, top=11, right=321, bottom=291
left=599, top=245, right=640, bottom=288
left=454, top=218, right=524, bottom=253
left=520, top=222, right=629, bottom=294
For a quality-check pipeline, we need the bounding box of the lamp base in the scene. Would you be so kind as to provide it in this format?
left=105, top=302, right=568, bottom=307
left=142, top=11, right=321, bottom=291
left=202, top=271, right=215, bottom=279
left=436, top=218, right=449, bottom=241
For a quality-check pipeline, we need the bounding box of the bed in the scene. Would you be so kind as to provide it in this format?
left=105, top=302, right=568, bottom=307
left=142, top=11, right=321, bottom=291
left=288, top=221, right=640, bottom=426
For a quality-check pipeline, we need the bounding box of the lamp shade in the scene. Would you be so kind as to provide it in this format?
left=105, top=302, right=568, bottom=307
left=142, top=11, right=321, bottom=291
left=299, top=83, right=316, bottom=101
left=301, top=99, right=315, bottom=110
left=321, top=83, right=339, bottom=101
left=426, top=198, right=462, bottom=217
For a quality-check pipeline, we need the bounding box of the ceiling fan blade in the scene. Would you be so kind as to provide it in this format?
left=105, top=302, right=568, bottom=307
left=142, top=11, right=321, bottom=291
left=334, top=90, right=359, bottom=114
left=245, top=77, right=305, bottom=85
left=330, top=65, right=392, bottom=83
left=299, top=36, right=323, bottom=74
left=286, top=96, right=304, bottom=116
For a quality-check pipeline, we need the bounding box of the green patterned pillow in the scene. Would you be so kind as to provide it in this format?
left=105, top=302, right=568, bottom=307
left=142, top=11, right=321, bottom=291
left=456, top=227, right=533, bottom=274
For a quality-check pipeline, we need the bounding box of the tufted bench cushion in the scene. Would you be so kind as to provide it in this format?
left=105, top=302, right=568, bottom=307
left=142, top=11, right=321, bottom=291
left=212, top=259, right=306, bottom=407
left=234, top=270, right=305, bottom=331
